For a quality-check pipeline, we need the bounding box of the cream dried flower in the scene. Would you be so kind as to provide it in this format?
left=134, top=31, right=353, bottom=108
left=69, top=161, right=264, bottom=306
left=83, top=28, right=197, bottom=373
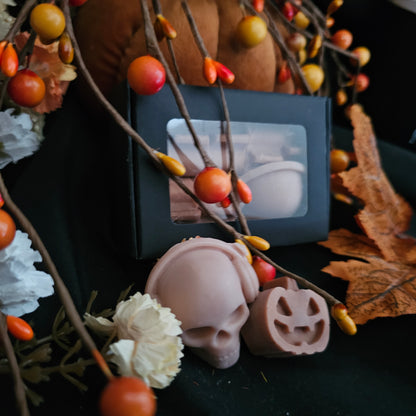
left=85, top=292, right=184, bottom=389
left=113, top=292, right=182, bottom=340
left=0, top=230, right=54, bottom=316
left=109, top=337, right=183, bottom=389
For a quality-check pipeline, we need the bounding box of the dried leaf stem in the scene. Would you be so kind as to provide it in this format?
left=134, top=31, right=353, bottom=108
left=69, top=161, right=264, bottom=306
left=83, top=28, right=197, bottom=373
left=0, top=312, right=30, bottom=416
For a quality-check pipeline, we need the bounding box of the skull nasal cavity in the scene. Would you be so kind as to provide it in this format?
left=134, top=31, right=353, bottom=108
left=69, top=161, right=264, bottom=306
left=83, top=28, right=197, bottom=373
left=277, top=297, right=292, bottom=316
left=216, top=330, right=231, bottom=345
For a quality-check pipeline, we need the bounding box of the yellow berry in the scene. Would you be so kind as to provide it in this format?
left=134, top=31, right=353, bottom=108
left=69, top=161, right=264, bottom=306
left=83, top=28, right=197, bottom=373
left=236, top=15, right=268, bottom=48
left=294, top=11, right=310, bottom=29
left=308, top=34, right=322, bottom=58
left=243, top=235, right=270, bottom=251
left=30, top=4, right=66, bottom=42
left=351, top=46, right=371, bottom=67
left=301, top=64, right=325, bottom=93
left=155, top=152, right=186, bottom=176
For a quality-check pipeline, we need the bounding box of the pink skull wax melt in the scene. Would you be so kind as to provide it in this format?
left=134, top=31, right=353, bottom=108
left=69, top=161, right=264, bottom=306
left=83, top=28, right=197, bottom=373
left=241, top=277, right=330, bottom=357
left=145, top=237, right=259, bottom=369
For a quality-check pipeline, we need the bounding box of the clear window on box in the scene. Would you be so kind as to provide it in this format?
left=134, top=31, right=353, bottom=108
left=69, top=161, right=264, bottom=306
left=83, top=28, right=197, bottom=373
left=167, top=118, right=308, bottom=224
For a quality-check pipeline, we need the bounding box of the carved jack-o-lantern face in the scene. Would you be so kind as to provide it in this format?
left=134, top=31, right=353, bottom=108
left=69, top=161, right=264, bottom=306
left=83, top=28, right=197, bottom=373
left=241, top=278, right=330, bottom=357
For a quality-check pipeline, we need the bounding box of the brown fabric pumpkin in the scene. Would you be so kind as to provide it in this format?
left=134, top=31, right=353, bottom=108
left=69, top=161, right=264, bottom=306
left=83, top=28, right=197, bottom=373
left=74, top=0, right=295, bottom=96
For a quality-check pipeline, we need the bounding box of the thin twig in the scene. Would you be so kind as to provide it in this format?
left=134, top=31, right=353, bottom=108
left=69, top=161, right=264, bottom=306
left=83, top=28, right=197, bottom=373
left=61, top=1, right=161, bottom=170
left=152, top=0, right=184, bottom=83
left=4, top=0, right=37, bottom=42
left=217, top=81, right=251, bottom=236
left=0, top=312, right=30, bottom=416
left=181, top=0, right=210, bottom=57
left=139, top=0, right=215, bottom=167
left=0, top=172, right=113, bottom=382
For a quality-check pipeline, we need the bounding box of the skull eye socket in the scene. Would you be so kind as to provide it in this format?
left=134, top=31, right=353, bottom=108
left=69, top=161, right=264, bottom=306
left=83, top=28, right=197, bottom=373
left=225, top=304, right=247, bottom=326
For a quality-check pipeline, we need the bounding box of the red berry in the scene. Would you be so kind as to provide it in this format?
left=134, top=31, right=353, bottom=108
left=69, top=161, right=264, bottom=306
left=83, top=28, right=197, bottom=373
left=281, top=2, right=296, bottom=21
left=7, top=69, right=46, bottom=107
left=221, top=196, right=231, bottom=208
left=127, top=55, right=166, bottom=95
left=194, top=167, right=232, bottom=204
left=99, top=376, right=156, bottom=416
left=252, top=256, right=276, bottom=285
left=277, top=63, right=291, bottom=84
left=353, top=73, right=369, bottom=92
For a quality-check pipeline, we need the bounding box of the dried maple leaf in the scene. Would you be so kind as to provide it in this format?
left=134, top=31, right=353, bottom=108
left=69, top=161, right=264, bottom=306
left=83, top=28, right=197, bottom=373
left=320, top=105, right=416, bottom=324
left=320, top=229, right=416, bottom=324
left=339, top=105, right=415, bottom=262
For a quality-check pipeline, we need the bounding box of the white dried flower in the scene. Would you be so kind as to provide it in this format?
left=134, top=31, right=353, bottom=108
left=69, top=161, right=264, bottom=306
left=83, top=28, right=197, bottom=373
left=0, top=109, right=41, bottom=169
left=85, top=292, right=184, bottom=388
left=0, top=230, right=54, bottom=316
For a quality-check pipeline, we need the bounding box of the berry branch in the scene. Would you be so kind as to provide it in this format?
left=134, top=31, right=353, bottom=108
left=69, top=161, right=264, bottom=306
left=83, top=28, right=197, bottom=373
left=0, top=312, right=30, bottom=416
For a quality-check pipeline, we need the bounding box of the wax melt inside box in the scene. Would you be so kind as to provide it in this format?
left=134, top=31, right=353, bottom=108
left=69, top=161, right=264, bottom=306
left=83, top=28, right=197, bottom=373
left=111, top=84, right=331, bottom=259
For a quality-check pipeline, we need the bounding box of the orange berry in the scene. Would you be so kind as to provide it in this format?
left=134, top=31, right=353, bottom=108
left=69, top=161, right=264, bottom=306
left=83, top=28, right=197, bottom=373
left=1, top=43, right=18, bottom=78
left=194, top=167, right=231, bottom=204
left=330, top=149, right=350, bottom=173
left=237, top=179, right=252, bottom=204
left=99, top=377, right=156, bottom=416
left=7, top=316, right=34, bottom=341
left=331, top=29, right=353, bottom=49
left=7, top=69, right=46, bottom=108
left=127, top=55, right=166, bottom=95
left=0, top=209, right=16, bottom=250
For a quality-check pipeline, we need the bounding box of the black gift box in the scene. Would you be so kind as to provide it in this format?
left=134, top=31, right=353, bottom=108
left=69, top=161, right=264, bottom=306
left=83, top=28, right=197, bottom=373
left=111, top=84, right=331, bottom=259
